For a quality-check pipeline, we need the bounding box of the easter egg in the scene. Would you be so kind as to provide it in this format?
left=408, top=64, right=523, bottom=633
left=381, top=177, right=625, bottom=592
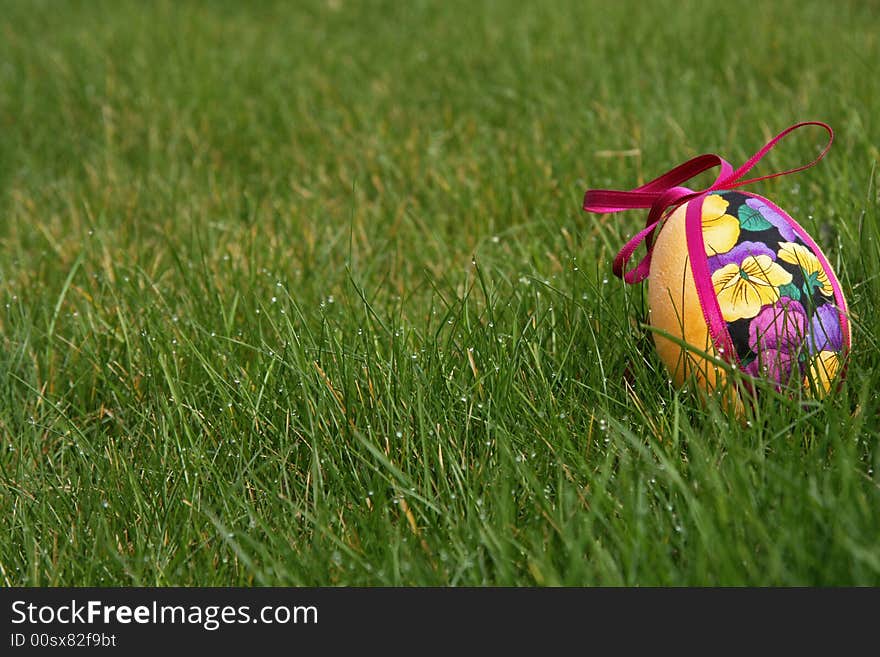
left=647, top=190, right=850, bottom=399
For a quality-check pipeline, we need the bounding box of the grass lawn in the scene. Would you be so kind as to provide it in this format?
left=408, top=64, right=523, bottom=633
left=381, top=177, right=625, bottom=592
left=1, top=0, right=878, bottom=586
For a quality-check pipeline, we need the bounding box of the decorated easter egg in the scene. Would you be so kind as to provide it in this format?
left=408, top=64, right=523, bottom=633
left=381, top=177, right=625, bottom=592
left=648, top=191, right=850, bottom=398
left=583, top=122, right=850, bottom=401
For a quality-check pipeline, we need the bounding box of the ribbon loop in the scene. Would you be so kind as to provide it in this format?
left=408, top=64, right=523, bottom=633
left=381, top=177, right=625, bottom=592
left=583, top=121, right=834, bottom=283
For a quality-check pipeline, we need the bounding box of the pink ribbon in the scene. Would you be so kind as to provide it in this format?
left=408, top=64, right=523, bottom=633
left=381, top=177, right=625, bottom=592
left=582, top=121, right=834, bottom=284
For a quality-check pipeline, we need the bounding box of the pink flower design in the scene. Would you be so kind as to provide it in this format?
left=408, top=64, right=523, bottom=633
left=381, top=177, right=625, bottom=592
left=744, top=297, right=808, bottom=386
left=744, top=349, right=798, bottom=388
left=748, top=297, right=807, bottom=353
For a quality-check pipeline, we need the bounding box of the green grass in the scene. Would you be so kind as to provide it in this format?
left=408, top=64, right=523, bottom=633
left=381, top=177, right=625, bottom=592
left=1, top=0, right=878, bottom=586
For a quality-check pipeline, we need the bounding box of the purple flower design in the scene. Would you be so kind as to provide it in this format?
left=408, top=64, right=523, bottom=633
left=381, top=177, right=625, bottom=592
left=748, top=297, right=807, bottom=353
left=807, top=304, right=843, bottom=354
left=707, top=240, right=776, bottom=273
left=745, top=198, right=797, bottom=242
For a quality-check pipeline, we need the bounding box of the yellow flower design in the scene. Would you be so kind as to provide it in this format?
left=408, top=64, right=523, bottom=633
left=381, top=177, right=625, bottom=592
left=805, top=350, right=840, bottom=397
left=777, top=242, right=833, bottom=297
left=701, top=194, right=740, bottom=256
left=712, top=255, right=793, bottom=322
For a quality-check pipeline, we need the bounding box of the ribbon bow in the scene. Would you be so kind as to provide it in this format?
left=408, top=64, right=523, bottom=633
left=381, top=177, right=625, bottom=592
left=582, top=121, right=834, bottom=284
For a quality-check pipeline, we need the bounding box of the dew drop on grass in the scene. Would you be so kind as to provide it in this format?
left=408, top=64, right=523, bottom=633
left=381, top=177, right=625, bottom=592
left=396, top=431, right=403, bottom=438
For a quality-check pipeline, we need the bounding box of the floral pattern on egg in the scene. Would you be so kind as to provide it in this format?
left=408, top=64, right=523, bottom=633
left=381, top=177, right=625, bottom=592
left=701, top=191, right=846, bottom=391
